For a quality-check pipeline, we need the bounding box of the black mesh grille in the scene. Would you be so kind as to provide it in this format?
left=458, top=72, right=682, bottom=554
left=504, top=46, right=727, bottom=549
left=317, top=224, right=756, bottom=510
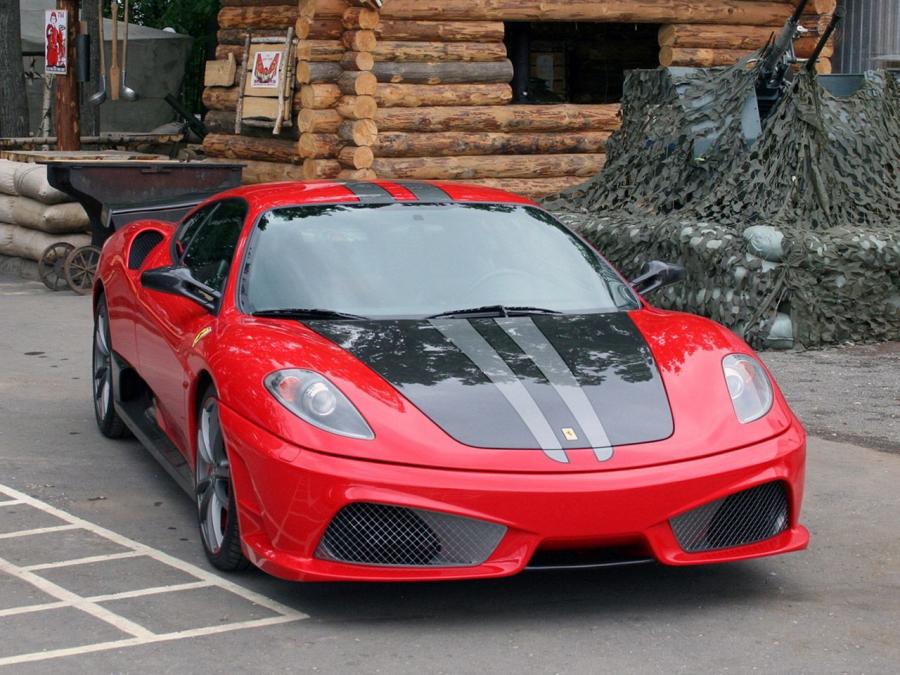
left=670, top=482, right=790, bottom=553
left=316, top=503, right=507, bottom=567
left=128, top=230, right=164, bottom=270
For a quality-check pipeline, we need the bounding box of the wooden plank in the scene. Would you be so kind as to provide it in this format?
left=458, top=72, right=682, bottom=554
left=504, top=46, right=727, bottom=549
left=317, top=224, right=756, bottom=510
left=373, top=41, right=508, bottom=62
left=375, top=83, right=512, bottom=107
left=204, top=55, right=237, bottom=87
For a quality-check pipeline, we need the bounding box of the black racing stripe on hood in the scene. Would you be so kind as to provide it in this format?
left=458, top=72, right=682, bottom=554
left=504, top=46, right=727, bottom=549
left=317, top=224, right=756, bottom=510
left=343, top=182, right=395, bottom=204
left=396, top=182, right=451, bottom=203
left=306, top=313, right=673, bottom=453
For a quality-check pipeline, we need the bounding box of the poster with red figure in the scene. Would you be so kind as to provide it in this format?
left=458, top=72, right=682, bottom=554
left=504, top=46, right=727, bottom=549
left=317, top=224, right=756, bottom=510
left=45, top=9, right=68, bottom=75
left=251, top=51, right=282, bottom=89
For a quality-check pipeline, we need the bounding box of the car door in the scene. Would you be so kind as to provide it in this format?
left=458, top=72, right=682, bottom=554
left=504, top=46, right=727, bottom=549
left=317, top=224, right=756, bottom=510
left=134, top=199, right=247, bottom=454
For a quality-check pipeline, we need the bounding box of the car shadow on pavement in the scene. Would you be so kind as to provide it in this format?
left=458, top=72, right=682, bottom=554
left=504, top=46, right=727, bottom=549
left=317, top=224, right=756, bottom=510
left=247, top=559, right=801, bottom=624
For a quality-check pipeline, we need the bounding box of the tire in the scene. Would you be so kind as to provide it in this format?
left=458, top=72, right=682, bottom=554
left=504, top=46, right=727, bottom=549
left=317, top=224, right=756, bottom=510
left=195, top=384, right=250, bottom=572
left=92, top=296, right=130, bottom=439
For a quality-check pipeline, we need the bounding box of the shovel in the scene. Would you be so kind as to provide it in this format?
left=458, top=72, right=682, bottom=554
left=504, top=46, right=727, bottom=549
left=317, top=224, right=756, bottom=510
left=109, top=1, right=120, bottom=101
left=88, top=0, right=107, bottom=105
left=119, top=0, right=138, bottom=100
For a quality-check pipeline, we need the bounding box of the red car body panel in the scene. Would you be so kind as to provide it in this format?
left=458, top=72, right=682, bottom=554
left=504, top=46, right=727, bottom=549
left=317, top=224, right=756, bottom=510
left=94, top=180, right=809, bottom=581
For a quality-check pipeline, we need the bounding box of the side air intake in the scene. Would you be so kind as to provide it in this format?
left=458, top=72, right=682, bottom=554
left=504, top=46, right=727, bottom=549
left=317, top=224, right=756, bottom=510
left=670, top=481, right=790, bottom=553
left=316, top=503, right=506, bottom=567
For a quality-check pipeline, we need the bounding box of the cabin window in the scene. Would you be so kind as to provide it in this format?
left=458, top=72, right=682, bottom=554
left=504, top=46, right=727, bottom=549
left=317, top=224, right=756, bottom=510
left=505, top=22, right=660, bottom=104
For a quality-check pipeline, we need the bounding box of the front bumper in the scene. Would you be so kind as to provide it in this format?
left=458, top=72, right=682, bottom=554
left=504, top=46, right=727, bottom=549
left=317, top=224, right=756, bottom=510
left=219, top=404, right=808, bottom=582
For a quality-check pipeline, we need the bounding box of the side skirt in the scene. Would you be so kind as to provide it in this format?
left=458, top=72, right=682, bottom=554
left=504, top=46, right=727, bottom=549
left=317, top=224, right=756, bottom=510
left=111, top=353, right=194, bottom=497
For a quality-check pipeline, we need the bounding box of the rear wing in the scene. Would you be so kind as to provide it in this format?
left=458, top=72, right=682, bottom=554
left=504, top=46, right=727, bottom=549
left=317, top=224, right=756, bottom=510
left=46, top=162, right=244, bottom=245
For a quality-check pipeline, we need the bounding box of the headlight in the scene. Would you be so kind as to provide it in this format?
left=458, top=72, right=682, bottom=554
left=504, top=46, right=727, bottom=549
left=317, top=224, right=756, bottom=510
left=722, top=354, right=773, bottom=424
left=265, top=369, right=374, bottom=440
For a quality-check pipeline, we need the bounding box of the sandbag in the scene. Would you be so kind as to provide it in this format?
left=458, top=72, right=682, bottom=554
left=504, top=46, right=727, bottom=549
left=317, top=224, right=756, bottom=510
left=0, top=160, right=70, bottom=204
left=763, top=312, right=794, bottom=350
left=743, top=225, right=785, bottom=263
left=0, top=223, right=90, bottom=261
left=0, top=195, right=89, bottom=234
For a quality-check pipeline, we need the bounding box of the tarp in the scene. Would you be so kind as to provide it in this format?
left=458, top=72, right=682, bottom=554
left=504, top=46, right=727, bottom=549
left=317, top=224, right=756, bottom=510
left=546, top=64, right=900, bottom=349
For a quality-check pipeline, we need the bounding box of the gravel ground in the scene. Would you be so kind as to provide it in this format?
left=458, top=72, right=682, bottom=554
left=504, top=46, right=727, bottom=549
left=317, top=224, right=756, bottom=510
left=762, top=343, right=900, bottom=453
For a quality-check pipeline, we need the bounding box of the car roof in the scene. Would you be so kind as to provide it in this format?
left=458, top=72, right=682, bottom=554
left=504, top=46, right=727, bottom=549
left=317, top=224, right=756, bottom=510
left=207, top=180, right=539, bottom=212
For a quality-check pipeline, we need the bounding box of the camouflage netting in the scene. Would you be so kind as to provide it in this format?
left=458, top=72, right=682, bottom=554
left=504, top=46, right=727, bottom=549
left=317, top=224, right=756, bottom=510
left=545, top=64, right=900, bottom=349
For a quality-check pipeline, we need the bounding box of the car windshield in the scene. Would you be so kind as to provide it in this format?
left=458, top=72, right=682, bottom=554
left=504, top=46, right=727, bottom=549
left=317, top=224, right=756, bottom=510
left=241, top=203, right=638, bottom=318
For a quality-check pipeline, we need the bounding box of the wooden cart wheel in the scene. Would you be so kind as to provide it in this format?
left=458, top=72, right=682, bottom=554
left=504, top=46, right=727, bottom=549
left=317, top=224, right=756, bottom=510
left=38, top=242, right=76, bottom=291
left=64, top=245, right=102, bottom=295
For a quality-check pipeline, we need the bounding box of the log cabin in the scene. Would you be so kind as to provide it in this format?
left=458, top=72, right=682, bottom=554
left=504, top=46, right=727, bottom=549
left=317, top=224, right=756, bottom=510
left=202, top=0, right=837, bottom=198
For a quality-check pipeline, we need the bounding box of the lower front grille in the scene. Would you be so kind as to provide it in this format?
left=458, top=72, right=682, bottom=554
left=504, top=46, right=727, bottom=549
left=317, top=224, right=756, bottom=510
left=316, top=503, right=507, bottom=567
left=670, top=481, right=790, bottom=553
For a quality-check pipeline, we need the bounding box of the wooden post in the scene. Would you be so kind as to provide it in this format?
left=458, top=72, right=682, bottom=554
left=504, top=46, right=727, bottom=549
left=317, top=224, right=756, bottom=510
left=55, top=0, right=81, bottom=151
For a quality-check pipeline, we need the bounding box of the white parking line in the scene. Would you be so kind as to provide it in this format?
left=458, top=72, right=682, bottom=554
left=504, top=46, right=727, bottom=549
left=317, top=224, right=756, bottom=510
left=0, top=483, right=307, bottom=667
left=0, top=500, right=23, bottom=507
left=0, top=524, right=79, bottom=540
left=23, top=551, right=144, bottom=572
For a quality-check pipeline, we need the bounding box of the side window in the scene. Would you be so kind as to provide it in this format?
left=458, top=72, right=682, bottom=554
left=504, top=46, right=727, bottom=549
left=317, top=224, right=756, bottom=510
left=181, top=200, right=246, bottom=292
left=174, top=204, right=218, bottom=259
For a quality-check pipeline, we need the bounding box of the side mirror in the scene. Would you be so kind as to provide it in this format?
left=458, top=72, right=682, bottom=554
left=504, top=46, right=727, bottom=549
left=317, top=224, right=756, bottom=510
left=630, top=260, right=685, bottom=295
left=140, top=266, right=221, bottom=313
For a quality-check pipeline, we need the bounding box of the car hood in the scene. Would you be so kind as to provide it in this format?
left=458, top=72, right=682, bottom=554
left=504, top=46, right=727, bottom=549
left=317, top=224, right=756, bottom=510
left=305, top=313, right=673, bottom=464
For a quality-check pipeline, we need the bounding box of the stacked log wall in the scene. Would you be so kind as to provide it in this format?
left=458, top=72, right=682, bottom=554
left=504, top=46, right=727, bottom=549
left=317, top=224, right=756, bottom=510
left=202, top=0, right=838, bottom=191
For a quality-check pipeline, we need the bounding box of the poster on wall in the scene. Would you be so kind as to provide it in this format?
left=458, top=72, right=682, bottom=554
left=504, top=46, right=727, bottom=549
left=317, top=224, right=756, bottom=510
left=45, top=9, right=68, bottom=75
left=251, top=51, right=282, bottom=89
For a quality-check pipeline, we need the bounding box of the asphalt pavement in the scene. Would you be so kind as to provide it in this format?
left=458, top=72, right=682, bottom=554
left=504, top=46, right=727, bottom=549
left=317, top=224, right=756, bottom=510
left=0, top=274, right=898, bottom=673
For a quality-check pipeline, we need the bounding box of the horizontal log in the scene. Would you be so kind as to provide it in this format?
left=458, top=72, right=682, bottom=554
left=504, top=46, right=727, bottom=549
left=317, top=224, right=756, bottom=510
left=343, top=7, right=381, bottom=30
left=377, top=20, right=505, bottom=42
left=338, top=145, right=375, bottom=169
left=202, top=86, right=302, bottom=112
left=658, top=23, right=832, bottom=58
left=217, top=28, right=310, bottom=45
left=296, top=61, right=343, bottom=84
left=374, top=105, right=620, bottom=133
left=659, top=46, right=754, bottom=67
left=375, top=83, right=512, bottom=107
left=298, top=133, right=342, bottom=159
left=300, top=0, right=347, bottom=20
left=295, top=40, right=345, bottom=62
left=292, top=18, right=343, bottom=40
left=218, top=6, right=297, bottom=30
left=338, top=71, right=378, bottom=96
left=379, top=1, right=794, bottom=26
left=297, top=108, right=344, bottom=133
left=442, top=177, right=588, bottom=198
left=299, top=83, right=342, bottom=109
left=372, top=131, right=610, bottom=157
left=373, top=60, right=514, bottom=84
left=337, top=95, right=378, bottom=120
left=373, top=41, right=508, bottom=62
left=221, top=0, right=296, bottom=6
left=342, top=30, right=378, bottom=53
left=338, top=169, right=377, bottom=180
left=206, top=157, right=306, bottom=184
left=339, top=119, right=379, bottom=146
left=341, top=51, right=375, bottom=71
left=371, top=153, right=605, bottom=180
left=202, top=133, right=300, bottom=163
left=303, top=158, right=343, bottom=179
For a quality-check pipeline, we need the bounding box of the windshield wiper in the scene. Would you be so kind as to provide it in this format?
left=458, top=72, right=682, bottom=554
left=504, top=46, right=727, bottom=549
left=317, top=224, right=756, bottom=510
left=252, top=308, right=369, bottom=321
left=428, top=305, right=563, bottom=320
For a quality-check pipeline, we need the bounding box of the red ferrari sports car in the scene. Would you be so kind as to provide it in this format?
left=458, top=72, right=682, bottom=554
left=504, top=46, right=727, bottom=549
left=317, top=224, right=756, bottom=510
left=91, top=180, right=808, bottom=581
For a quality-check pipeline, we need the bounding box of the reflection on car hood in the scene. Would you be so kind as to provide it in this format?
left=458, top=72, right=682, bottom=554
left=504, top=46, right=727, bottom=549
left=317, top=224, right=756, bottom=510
left=306, top=313, right=673, bottom=463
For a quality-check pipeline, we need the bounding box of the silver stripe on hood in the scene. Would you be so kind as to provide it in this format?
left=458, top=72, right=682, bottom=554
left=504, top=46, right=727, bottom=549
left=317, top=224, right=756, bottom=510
left=496, top=317, right=614, bottom=462
left=430, top=319, right=569, bottom=463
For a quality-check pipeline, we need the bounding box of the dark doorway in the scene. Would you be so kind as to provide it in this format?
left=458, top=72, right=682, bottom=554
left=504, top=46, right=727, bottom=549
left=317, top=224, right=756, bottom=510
left=505, top=22, right=661, bottom=104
